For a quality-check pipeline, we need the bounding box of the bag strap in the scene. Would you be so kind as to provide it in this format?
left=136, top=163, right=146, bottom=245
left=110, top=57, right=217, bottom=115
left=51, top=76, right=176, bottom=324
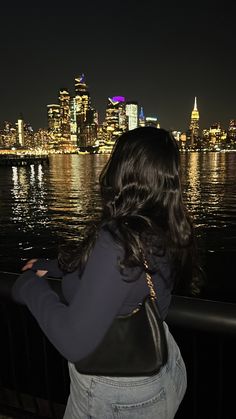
left=143, top=259, right=157, bottom=301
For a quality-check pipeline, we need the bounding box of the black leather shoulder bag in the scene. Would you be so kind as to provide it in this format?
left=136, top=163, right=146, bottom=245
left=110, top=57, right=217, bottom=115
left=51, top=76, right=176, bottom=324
left=74, top=260, right=168, bottom=376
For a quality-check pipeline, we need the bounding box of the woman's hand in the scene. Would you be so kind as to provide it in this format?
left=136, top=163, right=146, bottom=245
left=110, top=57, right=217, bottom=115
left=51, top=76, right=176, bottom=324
left=22, top=258, right=38, bottom=271
left=36, top=270, right=48, bottom=277
left=21, top=259, right=48, bottom=277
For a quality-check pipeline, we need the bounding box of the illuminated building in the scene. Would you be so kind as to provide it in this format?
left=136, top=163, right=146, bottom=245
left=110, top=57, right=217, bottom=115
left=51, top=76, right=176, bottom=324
left=209, top=123, right=227, bottom=148
left=172, top=131, right=181, bottom=143
left=0, top=121, right=17, bottom=148
left=189, top=97, right=200, bottom=145
left=104, top=96, right=126, bottom=148
left=47, top=104, right=61, bottom=142
left=75, top=74, right=90, bottom=127
left=23, top=123, right=34, bottom=148
left=139, top=107, right=145, bottom=127
left=145, top=116, right=159, bottom=128
left=17, top=117, right=25, bottom=146
left=74, top=74, right=98, bottom=150
left=126, top=102, right=138, bottom=131
left=94, top=111, right=99, bottom=126
left=59, top=88, right=71, bottom=143
left=15, top=118, right=34, bottom=149
left=79, top=108, right=98, bottom=151
left=202, top=129, right=210, bottom=145
left=70, top=97, right=77, bottom=146
left=210, top=123, right=221, bottom=138
left=228, top=120, right=236, bottom=141
left=180, top=132, right=187, bottom=149
left=33, top=129, right=51, bottom=149
left=202, top=123, right=227, bottom=149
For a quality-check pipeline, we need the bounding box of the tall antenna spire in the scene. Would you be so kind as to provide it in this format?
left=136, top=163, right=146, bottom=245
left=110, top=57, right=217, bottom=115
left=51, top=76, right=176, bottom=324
left=194, top=96, right=198, bottom=111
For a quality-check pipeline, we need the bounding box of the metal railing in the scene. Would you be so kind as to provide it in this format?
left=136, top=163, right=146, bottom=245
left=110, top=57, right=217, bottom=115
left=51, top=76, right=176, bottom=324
left=1, top=271, right=236, bottom=419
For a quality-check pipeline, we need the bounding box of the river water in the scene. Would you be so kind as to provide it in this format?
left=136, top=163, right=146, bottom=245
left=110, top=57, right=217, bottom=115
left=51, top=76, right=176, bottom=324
left=0, top=152, right=236, bottom=302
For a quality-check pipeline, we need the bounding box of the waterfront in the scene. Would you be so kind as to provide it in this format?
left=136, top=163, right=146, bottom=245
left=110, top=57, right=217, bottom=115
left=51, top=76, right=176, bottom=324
left=0, top=152, right=236, bottom=302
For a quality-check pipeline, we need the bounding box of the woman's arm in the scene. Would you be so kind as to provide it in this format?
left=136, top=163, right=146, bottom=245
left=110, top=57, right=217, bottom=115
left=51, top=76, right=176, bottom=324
left=22, top=258, right=63, bottom=278
left=11, top=229, right=135, bottom=363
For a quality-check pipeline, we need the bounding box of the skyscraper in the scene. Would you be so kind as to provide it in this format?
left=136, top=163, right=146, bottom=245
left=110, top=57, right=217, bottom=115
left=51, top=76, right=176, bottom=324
left=70, top=97, right=77, bottom=146
left=139, top=107, right=145, bottom=127
left=104, top=96, right=126, bottom=143
left=228, top=120, right=236, bottom=141
left=47, top=105, right=60, bottom=130
left=47, top=104, right=61, bottom=143
left=126, top=102, right=138, bottom=131
left=189, top=97, right=200, bottom=144
left=74, top=74, right=98, bottom=149
left=145, top=116, right=159, bottom=128
left=17, top=117, right=25, bottom=146
left=59, top=88, right=71, bottom=142
left=74, top=74, right=91, bottom=127
left=0, top=121, right=17, bottom=148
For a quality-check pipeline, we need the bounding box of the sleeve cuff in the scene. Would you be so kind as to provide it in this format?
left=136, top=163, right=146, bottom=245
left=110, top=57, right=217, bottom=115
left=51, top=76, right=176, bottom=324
left=32, top=259, right=63, bottom=278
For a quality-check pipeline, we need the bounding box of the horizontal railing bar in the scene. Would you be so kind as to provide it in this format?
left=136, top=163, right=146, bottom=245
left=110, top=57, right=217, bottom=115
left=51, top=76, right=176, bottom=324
left=1, top=270, right=236, bottom=335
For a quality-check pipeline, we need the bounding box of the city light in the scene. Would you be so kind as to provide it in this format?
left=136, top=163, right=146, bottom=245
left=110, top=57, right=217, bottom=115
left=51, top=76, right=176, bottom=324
left=0, top=75, right=236, bottom=155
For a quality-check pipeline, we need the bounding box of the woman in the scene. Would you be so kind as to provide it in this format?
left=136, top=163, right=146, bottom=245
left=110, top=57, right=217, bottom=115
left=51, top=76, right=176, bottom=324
left=12, top=127, right=198, bottom=418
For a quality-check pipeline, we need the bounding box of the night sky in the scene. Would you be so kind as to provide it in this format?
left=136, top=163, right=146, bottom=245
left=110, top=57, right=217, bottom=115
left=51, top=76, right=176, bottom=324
left=0, top=1, right=235, bottom=132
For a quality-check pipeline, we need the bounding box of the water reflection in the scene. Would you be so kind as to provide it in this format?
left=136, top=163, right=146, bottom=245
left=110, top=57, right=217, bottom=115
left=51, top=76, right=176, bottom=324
left=10, top=165, right=49, bottom=232
left=47, top=154, right=109, bottom=240
left=30, top=164, right=35, bottom=185
left=182, top=152, right=201, bottom=212
left=0, top=152, right=236, bottom=272
left=38, top=164, right=43, bottom=185
left=180, top=152, right=236, bottom=253
left=6, top=153, right=236, bottom=246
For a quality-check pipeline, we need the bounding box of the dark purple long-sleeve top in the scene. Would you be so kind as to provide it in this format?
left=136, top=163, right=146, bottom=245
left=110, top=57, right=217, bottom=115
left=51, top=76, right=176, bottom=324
left=11, top=227, right=174, bottom=363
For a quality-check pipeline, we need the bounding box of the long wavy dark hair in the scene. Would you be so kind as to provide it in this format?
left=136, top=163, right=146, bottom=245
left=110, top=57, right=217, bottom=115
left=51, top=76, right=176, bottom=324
left=58, top=127, right=203, bottom=295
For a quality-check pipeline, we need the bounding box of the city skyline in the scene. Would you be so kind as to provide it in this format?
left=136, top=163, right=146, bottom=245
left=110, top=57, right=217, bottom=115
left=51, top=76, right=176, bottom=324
left=0, top=84, right=234, bottom=135
left=0, top=2, right=235, bottom=132
left=1, top=71, right=235, bottom=134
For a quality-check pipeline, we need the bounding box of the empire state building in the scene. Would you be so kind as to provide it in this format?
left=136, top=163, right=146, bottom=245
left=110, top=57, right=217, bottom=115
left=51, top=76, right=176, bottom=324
left=189, top=97, right=200, bottom=144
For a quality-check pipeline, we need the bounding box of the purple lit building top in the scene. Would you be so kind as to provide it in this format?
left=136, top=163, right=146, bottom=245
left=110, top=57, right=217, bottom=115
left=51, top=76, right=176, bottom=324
left=112, top=96, right=125, bottom=102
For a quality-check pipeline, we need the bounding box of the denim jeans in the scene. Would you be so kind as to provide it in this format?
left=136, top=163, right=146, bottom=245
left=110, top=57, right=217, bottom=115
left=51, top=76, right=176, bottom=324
left=63, top=323, right=187, bottom=418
